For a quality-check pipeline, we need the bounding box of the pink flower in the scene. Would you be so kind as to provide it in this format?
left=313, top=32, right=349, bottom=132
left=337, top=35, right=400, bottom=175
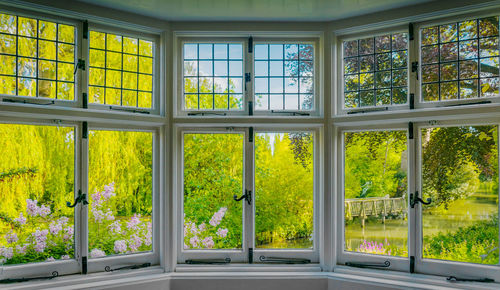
left=216, top=228, right=228, bottom=238
left=5, top=232, right=18, bottom=244
left=90, top=248, right=106, bottom=258
left=114, top=240, right=127, bottom=254
left=126, top=214, right=141, bottom=230
left=202, top=236, right=214, bottom=249
left=128, top=234, right=143, bottom=252
left=189, top=236, right=199, bottom=247
left=14, top=213, right=26, bottom=225
left=49, top=221, right=63, bottom=235
left=209, top=207, right=227, bottom=227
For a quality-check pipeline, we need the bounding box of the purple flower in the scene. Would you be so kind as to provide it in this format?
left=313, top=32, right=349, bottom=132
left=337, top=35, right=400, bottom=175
left=16, top=244, right=27, bottom=255
left=58, top=217, right=69, bottom=225
left=49, top=221, right=63, bottom=235
left=26, top=199, right=39, bottom=217
left=209, top=207, right=227, bottom=227
left=14, top=213, right=26, bottom=225
left=33, top=229, right=49, bottom=253
left=108, top=221, right=122, bottom=234
left=189, top=236, right=199, bottom=247
left=0, top=247, right=13, bottom=260
left=202, top=236, right=214, bottom=249
left=126, top=214, right=141, bottom=230
left=5, top=232, right=18, bottom=244
left=63, top=226, right=74, bottom=241
left=39, top=205, right=51, bottom=217
left=198, top=222, right=206, bottom=232
left=103, top=182, right=116, bottom=199
left=216, top=228, right=228, bottom=238
left=114, top=240, right=127, bottom=254
left=90, top=248, right=106, bottom=258
left=46, top=256, right=55, bottom=262
left=61, top=255, right=70, bottom=260
left=128, top=234, right=143, bottom=252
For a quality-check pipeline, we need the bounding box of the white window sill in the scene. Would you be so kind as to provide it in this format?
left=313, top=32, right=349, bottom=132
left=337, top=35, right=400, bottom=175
left=175, top=263, right=322, bottom=272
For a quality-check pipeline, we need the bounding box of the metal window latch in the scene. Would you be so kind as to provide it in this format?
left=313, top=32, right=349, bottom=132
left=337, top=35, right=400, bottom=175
left=345, top=260, right=390, bottom=269
left=447, top=276, right=495, bottom=283
left=185, top=258, right=231, bottom=265
left=105, top=263, right=151, bottom=272
left=233, top=190, right=252, bottom=205
left=73, top=59, right=86, bottom=74
left=0, top=271, right=58, bottom=284
left=259, top=256, right=311, bottom=264
left=411, top=61, right=418, bottom=73
left=410, top=191, right=431, bottom=208
left=66, top=190, right=88, bottom=208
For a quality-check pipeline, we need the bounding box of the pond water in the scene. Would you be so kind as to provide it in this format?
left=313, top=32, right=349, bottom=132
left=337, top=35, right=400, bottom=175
left=258, top=237, right=313, bottom=249
left=344, top=191, right=498, bottom=255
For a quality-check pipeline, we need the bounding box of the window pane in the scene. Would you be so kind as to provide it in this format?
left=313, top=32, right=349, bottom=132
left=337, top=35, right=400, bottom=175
left=0, top=124, right=75, bottom=265
left=88, top=130, right=153, bottom=258
left=343, top=33, right=408, bottom=109
left=344, top=130, right=408, bottom=257
left=183, top=133, right=244, bottom=249
left=255, top=132, right=314, bottom=249
left=0, top=13, right=76, bottom=100
left=421, top=125, right=498, bottom=265
left=254, top=43, right=314, bottom=112
left=182, top=43, right=244, bottom=111
left=89, top=31, right=154, bottom=109
left=421, top=17, right=500, bottom=102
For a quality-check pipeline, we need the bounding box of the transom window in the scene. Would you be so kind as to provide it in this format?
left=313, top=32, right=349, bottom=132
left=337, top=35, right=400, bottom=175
left=420, top=17, right=500, bottom=101
left=183, top=43, right=244, bottom=111
left=0, top=13, right=76, bottom=100
left=343, top=33, right=408, bottom=108
left=254, top=43, right=314, bottom=111
left=88, top=31, right=154, bottom=108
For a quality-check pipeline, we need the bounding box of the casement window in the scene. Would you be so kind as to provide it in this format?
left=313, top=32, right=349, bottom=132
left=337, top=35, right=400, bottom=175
left=0, top=11, right=79, bottom=104
left=417, top=15, right=500, bottom=106
left=87, top=28, right=158, bottom=111
left=177, top=37, right=318, bottom=116
left=178, top=127, right=319, bottom=264
left=337, top=120, right=499, bottom=280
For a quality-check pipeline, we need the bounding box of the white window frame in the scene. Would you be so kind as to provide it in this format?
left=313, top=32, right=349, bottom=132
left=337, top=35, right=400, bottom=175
left=336, top=25, right=411, bottom=115
left=175, top=125, right=321, bottom=264
left=84, top=124, right=161, bottom=274
left=414, top=10, right=500, bottom=109
left=0, top=117, right=82, bottom=279
left=0, top=5, right=84, bottom=108
left=414, top=118, right=500, bottom=281
left=335, top=123, right=413, bottom=273
left=85, top=23, right=161, bottom=115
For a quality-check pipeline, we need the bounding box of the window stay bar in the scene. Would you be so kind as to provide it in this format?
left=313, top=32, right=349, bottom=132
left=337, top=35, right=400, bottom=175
left=345, top=260, right=390, bottom=269
left=347, top=107, right=388, bottom=114
left=105, top=262, right=151, bottom=272
left=185, top=258, right=231, bottom=265
left=0, top=271, right=59, bottom=284
left=270, top=110, right=310, bottom=116
left=109, top=106, right=151, bottom=114
left=444, top=100, right=492, bottom=107
left=447, top=276, right=495, bottom=283
left=259, top=256, right=311, bottom=264
left=3, top=98, right=55, bottom=106
left=187, top=112, right=227, bottom=116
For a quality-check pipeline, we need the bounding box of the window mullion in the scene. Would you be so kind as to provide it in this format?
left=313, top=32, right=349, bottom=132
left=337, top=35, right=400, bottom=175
left=78, top=121, right=89, bottom=274
left=407, top=122, right=417, bottom=273
left=244, top=127, right=255, bottom=262
left=245, top=38, right=254, bottom=115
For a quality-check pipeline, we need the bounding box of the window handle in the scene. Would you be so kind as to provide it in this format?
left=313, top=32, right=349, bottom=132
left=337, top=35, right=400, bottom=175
left=410, top=191, right=431, bottom=208
left=66, top=190, right=88, bottom=208
left=259, top=256, right=311, bottom=264
left=185, top=258, right=231, bottom=265
left=0, top=271, right=58, bottom=284
left=233, top=190, right=252, bottom=205
left=447, top=276, right=495, bottom=283
left=345, top=260, right=390, bottom=269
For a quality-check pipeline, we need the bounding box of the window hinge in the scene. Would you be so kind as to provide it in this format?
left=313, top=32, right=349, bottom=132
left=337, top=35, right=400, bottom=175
left=185, top=258, right=231, bottom=265
left=345, top=260, right=390, bottom=269
left=2, top=98, right=55, bottom=106
left=83, top=122, right=88, bottom=139
left=83, top=20, right=88, bottom=39
left=410, top=256, right=415, bottom=273
left=408, top=122, right=413, bottom=139
left=447, top=276, right=495, bottom=283
left=249, top=248, right=254, bottom=264
left=249, top=127, right=254, bottom=142
left=411, top=61, right=418, bottom=73
left=82, top=256, right=87, bottom=274
left=248, top=36, right=253, bottom=53
left=248, top=101, right=253, bottom=115
left=105, top=262, right=151, bottom=272
left=259, top=256, right=311, bottom=264
left=409, top=23, right=414, bottom=41
left=0, top=271, right=58, bottom=284
left=245, top=72, right=251, bottom=82
left=409, top=93, right=415, bottom=110
left=82, top=93, right=88, bottom=109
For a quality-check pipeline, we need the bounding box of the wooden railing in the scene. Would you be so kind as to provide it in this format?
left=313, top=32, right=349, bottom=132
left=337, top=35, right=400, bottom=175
left=345, top=195, right=406, bottom=227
